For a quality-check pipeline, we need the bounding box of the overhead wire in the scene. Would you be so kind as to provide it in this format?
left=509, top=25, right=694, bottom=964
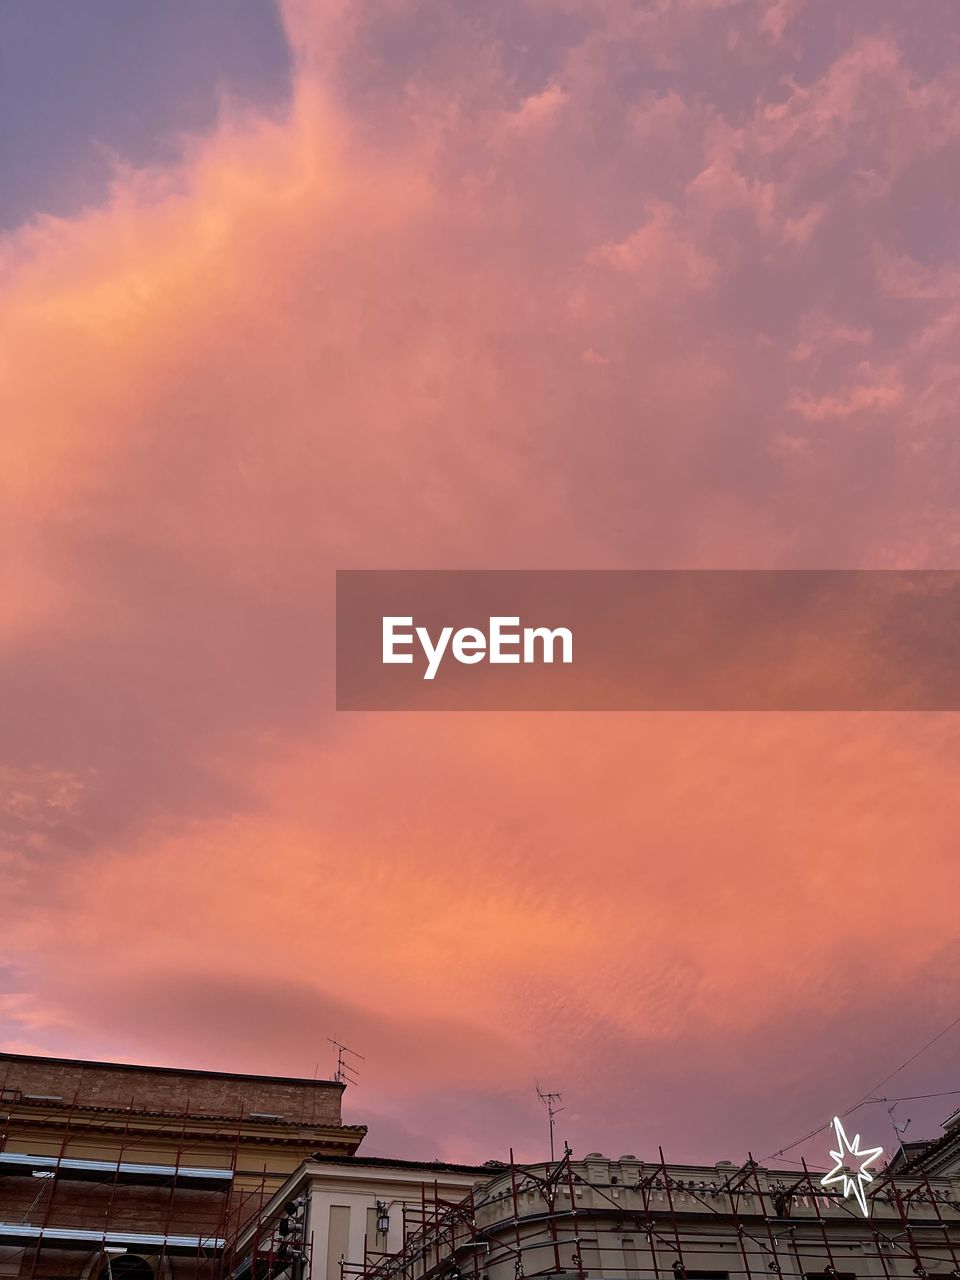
left=763, top=1012, right=960, bottom=1162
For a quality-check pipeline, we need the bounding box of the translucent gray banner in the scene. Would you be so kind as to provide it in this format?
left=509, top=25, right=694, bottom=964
left=336, top=570, right=960, bottom=710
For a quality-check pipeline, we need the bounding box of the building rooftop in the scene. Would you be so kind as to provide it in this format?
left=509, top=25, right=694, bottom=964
left=0, top=1050, right=344, bottom=1090
left=307, top=1151, right=492, bottom=1176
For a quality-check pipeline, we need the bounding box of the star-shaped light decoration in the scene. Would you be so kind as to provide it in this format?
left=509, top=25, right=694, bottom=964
left=820, top=1116, right=884, bottom=1217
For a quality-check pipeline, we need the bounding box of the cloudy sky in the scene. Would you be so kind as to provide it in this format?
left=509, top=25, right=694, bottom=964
left=1, top=0, right=959, bottom=1168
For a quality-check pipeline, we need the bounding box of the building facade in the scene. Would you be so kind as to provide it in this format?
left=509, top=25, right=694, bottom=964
left=4, top=1052, right=959, bottom=1280
left=0, top=1053, right=366, bottom=1280
left=328, top=1148, right=960, bottom=1280
left=227, top=1155, right=490, bottom=1280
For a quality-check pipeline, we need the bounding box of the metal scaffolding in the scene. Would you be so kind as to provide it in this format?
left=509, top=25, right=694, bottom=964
left=220, top=1184, right=310, bottom=1280
left=0, top=1083, right=241, bottom=1280
left=342, top=1151, right=960, bottom=1280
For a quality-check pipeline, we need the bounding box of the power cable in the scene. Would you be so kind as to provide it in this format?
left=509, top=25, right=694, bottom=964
left=763, top=1011, right=960, bottom=1162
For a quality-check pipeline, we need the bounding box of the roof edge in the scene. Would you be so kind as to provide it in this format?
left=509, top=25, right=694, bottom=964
left=0, top=1051, right=344, bottom=1091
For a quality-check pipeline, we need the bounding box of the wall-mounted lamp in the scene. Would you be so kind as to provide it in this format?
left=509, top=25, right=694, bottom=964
left=376, top=1202, right=390, bottom=1235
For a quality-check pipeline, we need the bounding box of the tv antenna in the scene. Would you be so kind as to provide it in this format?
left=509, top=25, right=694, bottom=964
left=329, top=1038, right=364, bottom=1087
left=887, top=1103, right=911, bottom=1160
left=536, top=1084, right=564, bottom=1161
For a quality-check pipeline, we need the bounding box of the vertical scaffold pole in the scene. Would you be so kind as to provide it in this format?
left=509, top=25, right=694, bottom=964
left=747, top=1160, right=785, bottom=1278
left=508, top=1150, right=525, bottom=1280
left=800, top=1158, right=838, bottom=1278
left=723, top=1158, right=754, bottom=1280
left=565, top=1151, right=585, bottom=1280
left=921, top=1173, right=960, bottom=1273
left=658, top=1149, right=686, bottom=1279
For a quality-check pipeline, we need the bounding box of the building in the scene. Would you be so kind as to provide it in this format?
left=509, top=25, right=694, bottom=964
left=0, top=1053, right=366, bottom=1280
left=5, top=1052, right=959, bottom=1280
left=319, top=1147, right=960, bottom=1280
left=227, top=1154, right=491, bottom=1280
left=887, top=1109, right=960, bottom=1180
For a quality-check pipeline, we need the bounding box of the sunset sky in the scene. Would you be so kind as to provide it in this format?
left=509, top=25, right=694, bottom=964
left=1, top=0, right=959, bottom=1169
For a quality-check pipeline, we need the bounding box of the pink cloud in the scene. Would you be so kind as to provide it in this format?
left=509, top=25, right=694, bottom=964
left=788, top=372, right=905, bottom=420
left=589, top=201, right=720, bottom=291
left=2, top=0, right=960, bottom=1164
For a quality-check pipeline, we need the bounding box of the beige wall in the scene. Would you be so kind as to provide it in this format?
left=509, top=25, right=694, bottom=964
left=298, top=1165, right=482, bottom=1280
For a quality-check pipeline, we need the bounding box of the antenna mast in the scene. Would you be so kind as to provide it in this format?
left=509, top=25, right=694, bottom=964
left=887, top=1103, right=911, bottom=1162
left=328, top=1038, right=365, bottom=1087
left=536, top=1084, right=564, bottom=1162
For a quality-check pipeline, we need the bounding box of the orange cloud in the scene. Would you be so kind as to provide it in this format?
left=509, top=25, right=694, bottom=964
left=3, top=0, right=960, bottom=1165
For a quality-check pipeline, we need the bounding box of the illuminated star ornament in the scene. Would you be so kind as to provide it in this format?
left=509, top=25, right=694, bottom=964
left=820, top=1116, right=884, bottom=1216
